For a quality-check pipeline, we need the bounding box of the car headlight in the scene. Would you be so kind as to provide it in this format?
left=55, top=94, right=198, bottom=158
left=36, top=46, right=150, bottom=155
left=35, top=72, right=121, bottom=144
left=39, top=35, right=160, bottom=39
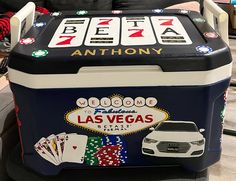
left=144, top=138, right=158, bottom=143
left=191, top=139, right=204, bottom=146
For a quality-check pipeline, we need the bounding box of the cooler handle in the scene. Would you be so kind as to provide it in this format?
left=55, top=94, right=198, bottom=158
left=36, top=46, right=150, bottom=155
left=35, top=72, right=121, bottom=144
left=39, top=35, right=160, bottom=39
left=203, top=0, right=229, bottom=45
left=10, top=2, right=36, bottom=50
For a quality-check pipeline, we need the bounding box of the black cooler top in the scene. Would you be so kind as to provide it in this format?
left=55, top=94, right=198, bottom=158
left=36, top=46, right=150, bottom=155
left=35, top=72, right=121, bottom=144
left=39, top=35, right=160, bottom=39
left=9, top=9, right=232, bottom=74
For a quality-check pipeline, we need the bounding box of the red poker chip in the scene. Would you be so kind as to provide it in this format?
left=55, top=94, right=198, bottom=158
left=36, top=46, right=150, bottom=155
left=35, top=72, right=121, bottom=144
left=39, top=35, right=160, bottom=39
left=20, top=38, right=35, bottom=45
left=203, top=32, right=218, bottom=39
left=224, top=91, right=228, bottom=101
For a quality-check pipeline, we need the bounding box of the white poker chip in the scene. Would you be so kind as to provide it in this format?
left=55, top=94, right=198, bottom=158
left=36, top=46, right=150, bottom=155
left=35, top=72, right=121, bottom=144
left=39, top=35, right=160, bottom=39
left=180, top=10, right=189, bottom=14
left=196, top=45, right=213, bottom=53
left=203, top=32, right=218, bottom=39
left=112, top=10, right=123, bottom=14
left=20, top=38, right=35, bottom=45
left=51, top=12, right=62, bottom=16
left=76, top=10, right=88, bottom=15
left=33, top=22, right=46, bottom=27
left=152, top=9, right=163, bottom=13
left=193, top=18, right=206, bottom=23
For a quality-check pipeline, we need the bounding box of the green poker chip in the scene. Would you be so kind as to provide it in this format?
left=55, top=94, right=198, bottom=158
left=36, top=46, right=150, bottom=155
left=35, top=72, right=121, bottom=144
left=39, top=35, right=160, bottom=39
left=32, top=50, right=48, bottom=58
left=76, top=10, right=88, bottom=15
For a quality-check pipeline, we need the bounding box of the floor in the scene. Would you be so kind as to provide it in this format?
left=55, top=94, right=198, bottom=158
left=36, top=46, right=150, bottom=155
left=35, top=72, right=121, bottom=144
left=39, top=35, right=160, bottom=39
left=208, top=39, right=236, bottom=180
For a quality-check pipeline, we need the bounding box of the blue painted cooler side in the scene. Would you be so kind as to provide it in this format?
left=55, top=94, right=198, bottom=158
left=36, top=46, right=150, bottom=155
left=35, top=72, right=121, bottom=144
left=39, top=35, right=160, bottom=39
left=10, top=78, right=230, bottom=175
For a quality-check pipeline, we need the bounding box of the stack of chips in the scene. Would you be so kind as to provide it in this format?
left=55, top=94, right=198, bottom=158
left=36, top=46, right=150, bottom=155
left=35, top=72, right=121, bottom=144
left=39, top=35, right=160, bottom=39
left=102, top=135, right=128, bottom=164
left=84, top=135, right=128, bottom=167
left=95, top=145, right=121, bottom=166
left=84, top=137, right=103, bottom=166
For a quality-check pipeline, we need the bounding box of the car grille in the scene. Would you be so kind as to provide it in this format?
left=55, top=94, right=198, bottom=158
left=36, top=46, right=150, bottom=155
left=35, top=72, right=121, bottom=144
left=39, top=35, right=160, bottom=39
left=157, top=142, right=191, bottom=153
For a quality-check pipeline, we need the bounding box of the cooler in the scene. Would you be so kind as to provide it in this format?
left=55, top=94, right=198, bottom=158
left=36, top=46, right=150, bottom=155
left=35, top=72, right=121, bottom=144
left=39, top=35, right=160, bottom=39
left=8, top=3, right=232, bottom=176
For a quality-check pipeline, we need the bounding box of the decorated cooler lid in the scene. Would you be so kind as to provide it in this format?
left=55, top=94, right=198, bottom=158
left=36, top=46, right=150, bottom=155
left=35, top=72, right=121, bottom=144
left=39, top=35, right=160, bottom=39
left=9, top=9, right=231, bottom=74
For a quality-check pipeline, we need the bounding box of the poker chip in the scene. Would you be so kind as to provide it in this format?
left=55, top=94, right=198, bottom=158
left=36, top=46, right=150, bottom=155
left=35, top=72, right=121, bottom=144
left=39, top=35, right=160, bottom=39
left=32, top=50, right=48, bottom=58
left=203, top=32, right=218, bottom=39
left=95, top=145, right=121, bottom=166
left=85, top=137, right=103, bottom=166
left=196, top=45, right=213, bottom=54
left=76, top=10, right=88, bottom=15
left=152, top=9, right=163, bottom=13
left=112, top=10, right=123, bottom=14
left=51, top=12, right=62, bottom=16
left=221, top=106, right=226, bottom=119
left=33, top=22, right=46, bottom=28
left=85, top=136, right=128, bottom=167
left=20, top=38, right=35, bottom=45
left=224, top=91, right=228, bottom=101
left=179, top=10, right=189, bottom=14
left=102, top=136, right=128, bottom=164
left=193, top=18, right=205, bottom=23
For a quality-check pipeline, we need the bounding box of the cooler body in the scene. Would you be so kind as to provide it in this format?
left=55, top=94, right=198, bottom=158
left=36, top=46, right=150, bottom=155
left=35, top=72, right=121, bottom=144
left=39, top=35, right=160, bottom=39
left=8, top=10, right=232, bottom=175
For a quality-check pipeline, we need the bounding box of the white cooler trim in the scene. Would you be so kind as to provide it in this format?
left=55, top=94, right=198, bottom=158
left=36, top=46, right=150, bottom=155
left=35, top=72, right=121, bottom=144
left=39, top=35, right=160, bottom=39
left=8, top=63, right=232, bottom=89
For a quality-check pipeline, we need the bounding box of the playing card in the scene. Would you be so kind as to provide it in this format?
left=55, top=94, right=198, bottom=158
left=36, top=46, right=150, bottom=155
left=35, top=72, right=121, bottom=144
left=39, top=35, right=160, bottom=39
left=56, top=132, right=66, bottom=163
left=62, top=134, right=88, bottom=163
left=84, top=17, right=120, bottom=46
left=34, top=143, right=58, bottom=165
left=47, top=134, right=61, bottom=164
left=121, top=16, right=156, bottom=46
left=38, top=137, right=60, bottom=165
left=151, top=16, right=192, bottom=45
left=48, top=18, right=90, bottom=48
left=34, top=138, right=59, bottom=165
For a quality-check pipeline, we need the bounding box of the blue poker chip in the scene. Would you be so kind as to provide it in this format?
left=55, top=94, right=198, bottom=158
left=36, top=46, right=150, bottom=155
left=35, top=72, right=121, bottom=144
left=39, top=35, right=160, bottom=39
left=102, top=135, right=117, bottom=145
left=152, top=9, right=163, bottom=13
left=33, top=22, right=46, bottom=28
left=196, top=45, right=213, bottom=54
